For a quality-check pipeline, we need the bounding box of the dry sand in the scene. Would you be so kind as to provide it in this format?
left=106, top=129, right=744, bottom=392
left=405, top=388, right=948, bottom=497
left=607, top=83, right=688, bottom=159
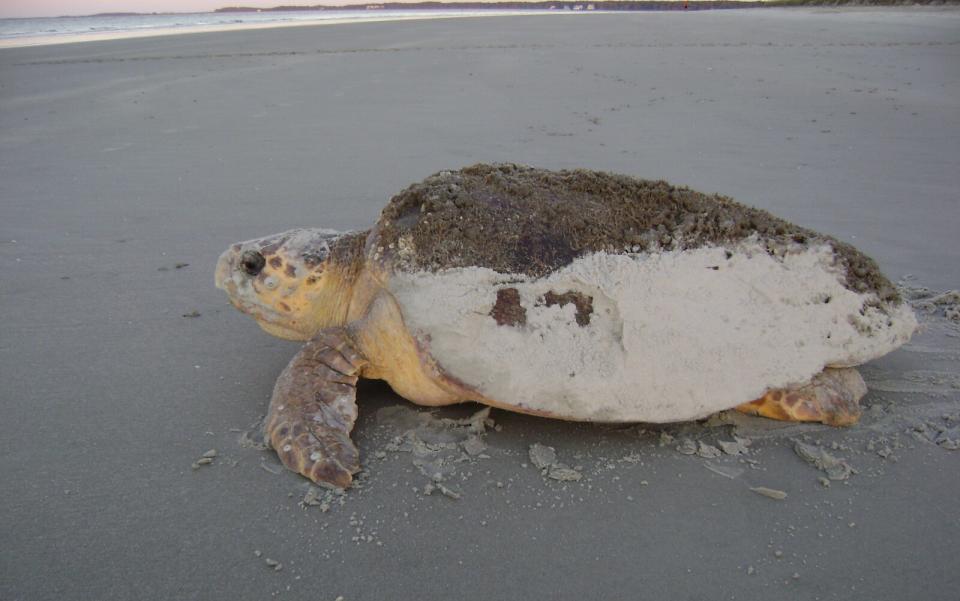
left=1, top=8, right=959, bottom=601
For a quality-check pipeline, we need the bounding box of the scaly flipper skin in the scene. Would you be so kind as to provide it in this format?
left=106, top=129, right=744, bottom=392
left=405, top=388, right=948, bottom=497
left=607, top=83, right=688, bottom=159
left=266, top=328, right=368, bottom=488
left=734, top=367, right=867, bottom=426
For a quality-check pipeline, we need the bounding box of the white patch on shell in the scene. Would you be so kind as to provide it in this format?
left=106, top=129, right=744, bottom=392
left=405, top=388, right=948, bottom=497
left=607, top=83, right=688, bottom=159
left=386, top=240, right=916, bottom=422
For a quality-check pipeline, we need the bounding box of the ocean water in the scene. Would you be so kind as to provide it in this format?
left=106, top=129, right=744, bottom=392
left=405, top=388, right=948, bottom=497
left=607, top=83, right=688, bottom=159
left=0, top=9, right=549, bottom=42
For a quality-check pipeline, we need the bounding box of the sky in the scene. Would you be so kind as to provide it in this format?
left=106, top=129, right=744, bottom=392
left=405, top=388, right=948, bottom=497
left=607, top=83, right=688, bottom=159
left=0, top=0, right=459, bottom=19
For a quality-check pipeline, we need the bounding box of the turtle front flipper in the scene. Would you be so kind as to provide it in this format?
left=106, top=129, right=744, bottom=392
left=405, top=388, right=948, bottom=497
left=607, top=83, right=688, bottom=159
left=266, top=328, right=368, bottom=488
left=735, top=367, right=867, bottom=426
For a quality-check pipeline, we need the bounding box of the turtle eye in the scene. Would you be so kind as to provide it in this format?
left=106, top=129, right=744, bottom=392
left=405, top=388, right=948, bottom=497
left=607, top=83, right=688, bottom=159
left=240, top=250, right=266, bottom=276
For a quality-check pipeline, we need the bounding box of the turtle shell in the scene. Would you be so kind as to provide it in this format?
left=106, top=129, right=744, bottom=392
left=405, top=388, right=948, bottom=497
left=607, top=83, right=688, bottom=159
left=368, top=164, right=915, bottom=422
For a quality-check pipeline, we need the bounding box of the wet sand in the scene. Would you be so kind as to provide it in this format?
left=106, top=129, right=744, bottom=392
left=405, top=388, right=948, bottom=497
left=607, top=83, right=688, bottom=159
left=1, top=8, right=959, bottom=601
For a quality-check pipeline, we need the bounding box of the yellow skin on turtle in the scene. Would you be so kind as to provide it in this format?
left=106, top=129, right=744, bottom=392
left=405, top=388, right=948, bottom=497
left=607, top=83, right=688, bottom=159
left=215, top=227, right=865, bottom=489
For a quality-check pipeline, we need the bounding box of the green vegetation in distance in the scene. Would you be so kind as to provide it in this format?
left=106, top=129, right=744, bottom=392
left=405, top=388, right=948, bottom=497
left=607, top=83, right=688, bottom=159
left=215, top=0, right=960, bottom=12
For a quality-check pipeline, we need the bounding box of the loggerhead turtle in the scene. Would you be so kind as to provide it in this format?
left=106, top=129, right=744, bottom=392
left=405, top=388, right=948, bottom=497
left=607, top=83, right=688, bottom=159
left=215, top=164, right=916, bottom=488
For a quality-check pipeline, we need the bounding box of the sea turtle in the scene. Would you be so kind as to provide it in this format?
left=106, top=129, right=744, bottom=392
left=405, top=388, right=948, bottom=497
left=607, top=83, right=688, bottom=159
left=215, top=164, right=916, bottom=488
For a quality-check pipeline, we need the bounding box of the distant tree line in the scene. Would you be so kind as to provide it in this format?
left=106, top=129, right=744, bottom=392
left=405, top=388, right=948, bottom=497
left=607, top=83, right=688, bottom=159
left=769, top=0, right=958, bottom=5
left=217, top=2, right=759, bottom=11
left=216, top=0, right=959, bottom=12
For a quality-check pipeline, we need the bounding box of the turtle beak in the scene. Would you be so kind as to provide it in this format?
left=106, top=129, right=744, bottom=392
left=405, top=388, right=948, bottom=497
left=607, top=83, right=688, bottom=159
left=214, top=245, right=240, bottom=293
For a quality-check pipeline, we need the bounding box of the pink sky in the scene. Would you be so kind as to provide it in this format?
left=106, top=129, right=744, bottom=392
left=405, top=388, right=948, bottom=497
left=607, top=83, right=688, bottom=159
left=2, top=0, right=508, bottom=18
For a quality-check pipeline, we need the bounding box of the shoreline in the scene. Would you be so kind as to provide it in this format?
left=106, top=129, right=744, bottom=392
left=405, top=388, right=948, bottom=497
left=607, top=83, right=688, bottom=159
left=0, top=11, right=563, bottom=49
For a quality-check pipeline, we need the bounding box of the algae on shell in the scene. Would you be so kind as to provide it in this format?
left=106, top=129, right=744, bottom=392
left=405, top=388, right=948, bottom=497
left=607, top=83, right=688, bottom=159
left=372, top=163, right=900, bottom=304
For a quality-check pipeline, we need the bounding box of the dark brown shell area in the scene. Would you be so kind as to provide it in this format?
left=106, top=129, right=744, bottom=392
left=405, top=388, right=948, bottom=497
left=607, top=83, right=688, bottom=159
left=372, top=163, right=899, bottom=304
left=328, top=230, right=369, bottom=277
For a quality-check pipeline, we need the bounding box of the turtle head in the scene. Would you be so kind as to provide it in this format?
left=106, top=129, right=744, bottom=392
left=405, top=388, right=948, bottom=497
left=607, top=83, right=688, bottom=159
left=215, top=228, right=356, bottom=340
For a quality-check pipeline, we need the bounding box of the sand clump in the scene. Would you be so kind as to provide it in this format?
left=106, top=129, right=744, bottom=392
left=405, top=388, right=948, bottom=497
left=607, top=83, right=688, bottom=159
left=528, top=443, right=583, bottom=481
left=897, top=281, right=960, bottom=325
left=750, top=486, right=788, bottom=501
left=793, top=440, right=854, bottom=480
left=372, top=405, right=496, bottom=499
left=924, top=290, right=960, bottom=323
left=191, top=449, right=218, bottom=470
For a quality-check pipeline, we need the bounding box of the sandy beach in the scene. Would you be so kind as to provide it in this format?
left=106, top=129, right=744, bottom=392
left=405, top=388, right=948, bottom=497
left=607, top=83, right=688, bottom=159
left=1, top=8, right=959, bottom=600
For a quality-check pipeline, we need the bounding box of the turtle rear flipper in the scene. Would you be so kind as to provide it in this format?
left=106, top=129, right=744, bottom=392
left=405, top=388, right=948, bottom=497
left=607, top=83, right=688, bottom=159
left=735, top=367, right=866, bottom=426
left=266, top=329, right=367, bottom=488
